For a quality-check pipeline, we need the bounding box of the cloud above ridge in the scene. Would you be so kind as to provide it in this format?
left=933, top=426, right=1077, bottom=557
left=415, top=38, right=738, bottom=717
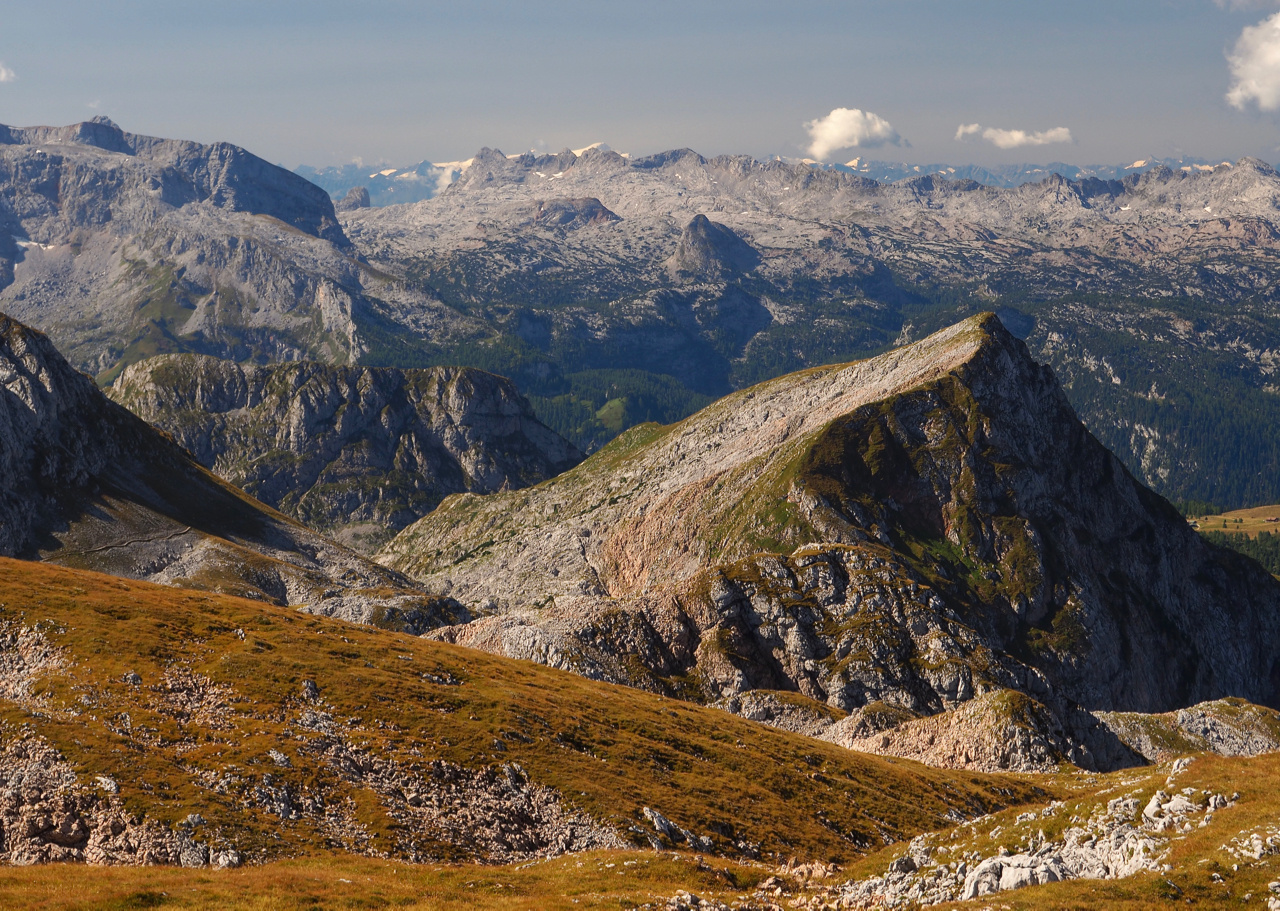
left=0, top=63, right=15, bottom=83
left=956, top=123, right=1074, bottom=149
left=1228, top=11, right=1280, bottom=110
left=804, top=107, right=903, bottom=159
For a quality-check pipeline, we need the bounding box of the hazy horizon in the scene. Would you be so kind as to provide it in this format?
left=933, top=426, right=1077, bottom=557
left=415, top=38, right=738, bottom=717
left=8, top=1, right=1280, bottom=170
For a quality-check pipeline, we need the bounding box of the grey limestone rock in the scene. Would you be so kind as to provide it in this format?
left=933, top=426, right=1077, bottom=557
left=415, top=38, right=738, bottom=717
left=335, top=186, right=371, bottom=211
left=109, top=354, right=580, bottom=550
left=0, top=119, right=370, bottom=378
left=665, top=214, right=759, bottom=278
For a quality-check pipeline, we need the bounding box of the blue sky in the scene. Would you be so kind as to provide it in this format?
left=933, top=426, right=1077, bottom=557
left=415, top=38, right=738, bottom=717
left=5, top=1, right=1280, bottom=168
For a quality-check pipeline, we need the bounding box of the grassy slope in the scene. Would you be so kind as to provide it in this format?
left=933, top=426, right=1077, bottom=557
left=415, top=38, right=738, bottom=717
left=0, top=851, right=766, bottom=911
left=1190, top=503, right=1280, bottom=538
left=11, top=752, right=1280, bottom=909
left=0, top=557, right=1044, bottom=868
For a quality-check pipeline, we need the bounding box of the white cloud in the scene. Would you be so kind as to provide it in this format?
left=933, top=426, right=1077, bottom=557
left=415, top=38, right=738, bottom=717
left=956, top=124, right=1073, bottom=149
left=983, top=126, right=1073, bottom=148
left=0, top=63, right=15, bottom=83
left=1228, top=11, right=1280, bottom=110
left=804, top=107, right=903, bottom=160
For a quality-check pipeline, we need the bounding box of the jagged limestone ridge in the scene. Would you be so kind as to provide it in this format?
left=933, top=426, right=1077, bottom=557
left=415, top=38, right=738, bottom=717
left=109, top=354, right=581, bottom=552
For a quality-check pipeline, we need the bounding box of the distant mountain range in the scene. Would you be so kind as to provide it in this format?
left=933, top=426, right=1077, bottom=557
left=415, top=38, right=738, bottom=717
left=6, top=119, right=1280, bottom=511
left=295, top=150, right=1236, bottom=206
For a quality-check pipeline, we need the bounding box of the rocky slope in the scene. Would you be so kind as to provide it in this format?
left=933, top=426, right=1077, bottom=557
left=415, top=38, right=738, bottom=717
left=0, top=311, right=454, bottom=630
left=0, top=117, right=387, bottom=379
left=0, top=557, right=1039, bottom=869
left=109, top=355, right=580, bottom=550
left=379, top=315, right=1280, bottom=767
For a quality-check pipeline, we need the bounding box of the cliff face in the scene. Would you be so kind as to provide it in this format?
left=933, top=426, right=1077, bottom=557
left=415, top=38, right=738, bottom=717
left=379, top=314, right=1280, bottom=762
left=0, top=118, right=371, bottom=379
left=0, top=312, right=456, bottom=632
left=110, top=355, right=581, bottom=550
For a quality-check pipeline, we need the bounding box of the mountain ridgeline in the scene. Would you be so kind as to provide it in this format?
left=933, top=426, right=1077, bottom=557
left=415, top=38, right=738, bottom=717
left=378, top=315, right=1280, bottom=769
left=3, top=120, right=1280, bottom=507
left=343, top=144, right=1280, bottom=508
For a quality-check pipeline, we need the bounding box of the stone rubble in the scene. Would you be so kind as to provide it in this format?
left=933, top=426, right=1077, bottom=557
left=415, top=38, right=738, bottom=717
left=642, top=806, right=714, bottom=851
left=289, top=704, right=627, bottom=863
left=0, top=734, right=229, bottom=866
left=0, top=622, right=67, bottom=707
left=821, top=758, right=1232, bottom=906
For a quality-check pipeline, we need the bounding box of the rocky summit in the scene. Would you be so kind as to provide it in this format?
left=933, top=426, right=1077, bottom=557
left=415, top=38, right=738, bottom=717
left=0, top=118, right=370, bottom=379
left=0, top=312, right=455, bottom=632
left=109, top=355, right=581, bottom=551
left=379, top=314, right=1280, bottom=768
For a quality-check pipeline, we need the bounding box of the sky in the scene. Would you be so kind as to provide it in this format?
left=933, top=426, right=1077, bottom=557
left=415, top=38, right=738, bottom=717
left=6, top=1, right=1280, bottom=168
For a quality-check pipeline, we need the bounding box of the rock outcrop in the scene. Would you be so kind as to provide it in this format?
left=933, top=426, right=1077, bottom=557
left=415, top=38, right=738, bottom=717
left=381, top=315, right=1280, bottom=765
left=0, top=312, right=455, bottom=629
left=665, top=214, right=759, bottom=278
left=831, top=756, right=1225, bottom=905
left=110, top=355, right=580, bottom=550
left=527, top=197, right=619, bottom=230
left=821, top=690, right=1083, bottom=773
left=1096, top=698, right=1280, bottom=763
left=335, top=186, right=371, bottom=211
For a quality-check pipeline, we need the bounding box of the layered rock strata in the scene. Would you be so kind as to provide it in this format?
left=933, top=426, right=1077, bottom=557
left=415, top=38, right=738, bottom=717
left=110, top=355, right=580, bottom=550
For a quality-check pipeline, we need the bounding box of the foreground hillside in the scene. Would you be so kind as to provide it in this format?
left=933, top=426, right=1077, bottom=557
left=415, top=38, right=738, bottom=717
left=109, top=355, right=580, bottom=551
left=0, top=557, right=1042, bottom=870
left=380, top=315, right=1280, bottom=768
left=10, top=558, right=1280, bottom=909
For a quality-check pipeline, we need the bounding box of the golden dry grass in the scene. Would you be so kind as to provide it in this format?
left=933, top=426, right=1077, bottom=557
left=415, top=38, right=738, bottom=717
left=0, top=850, right=757, bottom=910
left=1190, top=504, right=1280, bottom=538
left=0, top=557, right=1046, bottom=868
